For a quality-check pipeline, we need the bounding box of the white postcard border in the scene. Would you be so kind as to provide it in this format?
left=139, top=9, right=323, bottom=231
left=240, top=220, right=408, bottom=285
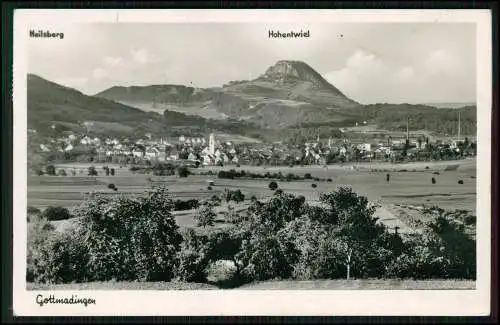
left=12, top=9, right=492, bottom=316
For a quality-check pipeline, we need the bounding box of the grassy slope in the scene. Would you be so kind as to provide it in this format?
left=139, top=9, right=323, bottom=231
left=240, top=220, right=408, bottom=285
left=27, top=74, right=264, bottom=140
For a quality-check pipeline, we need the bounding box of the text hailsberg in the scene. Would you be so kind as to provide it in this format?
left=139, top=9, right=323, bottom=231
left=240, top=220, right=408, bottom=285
left=29, top=30, right=64, bottom=40
left=269, top=30, right=310, bottom=38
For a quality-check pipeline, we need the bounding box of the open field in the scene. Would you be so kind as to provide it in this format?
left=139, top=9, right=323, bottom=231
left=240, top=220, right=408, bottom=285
left=27, top=279, right=475, bottom=291
left=30, top=159, right=477, bottom=211
left=29, top=159, right=476, bottom=234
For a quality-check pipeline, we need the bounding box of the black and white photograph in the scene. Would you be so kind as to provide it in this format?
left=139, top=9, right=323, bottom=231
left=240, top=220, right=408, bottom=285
left=12, top=9, right=492, bottom=316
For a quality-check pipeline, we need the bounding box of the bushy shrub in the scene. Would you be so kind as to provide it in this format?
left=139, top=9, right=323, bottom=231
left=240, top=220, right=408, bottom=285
left=207, top=186, right=213, bottom=190
left=311, top=183, right=317, bottom=188
left=431, top=177, right=436, bottom=184
left=28, top=229, right=89, bottom=284
left=45, top=165, right=56, bottom=176
left=177, top=166, right=191, bottom=178
left=175, top=229, right=210, bottom=283
left=194, top=205, right=216, bottom=228
left=173, top=199, right=200, bottom=211
left=42, top=206, right=72, bottom=221
left=72, top=186, right=182, bottom=282
left=304, top=173, right=312, bottom=180
left=88, top=166, right=98, bottom=176
left=224, top=189, right=245, bottom=203
left=458, top=180, right=464, bottom=184
left=326, top=178, right=333, bottom=182
left=27, top=214, right=55, bottom=282
left=464, top=215, right=476, bottom=226
left=107, top=183, right=116, bottom=190
left=27, top=206, right=41, bottom=215
left=268, top=181, right=278, bottom=191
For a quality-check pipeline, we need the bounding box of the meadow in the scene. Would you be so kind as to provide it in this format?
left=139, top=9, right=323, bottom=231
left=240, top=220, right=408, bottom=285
left=29, top=160, right=477, bottom=213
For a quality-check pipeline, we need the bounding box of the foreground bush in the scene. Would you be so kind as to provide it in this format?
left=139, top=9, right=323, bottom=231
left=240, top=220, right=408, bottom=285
left=30, top=186, right=183, bottom=284
left=29, top=229, right=89, bottom=284
left=41, top=206, right=72, bottom=221
left=27, top=214, right=55, bottom=282
left=76, top=186, right=183, bottom=282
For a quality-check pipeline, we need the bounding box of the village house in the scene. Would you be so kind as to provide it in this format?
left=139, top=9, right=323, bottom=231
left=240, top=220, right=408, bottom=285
left=145, top=147, right=161, bottom=160
left=132, top=147, right=145, bottom=158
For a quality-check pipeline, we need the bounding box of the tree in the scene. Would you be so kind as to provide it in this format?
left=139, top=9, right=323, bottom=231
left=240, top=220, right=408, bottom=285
left=73, top=185, right=182, bottom=282
left=177, top=166, right=190, bottom=178
left=88, top=166, right=98, bottom=176
left=42, top=206, right=72, bottom=221
left=195, top=205, right=216, bottom=228
left=318, top=186, right=388, bottom=278
left=225, top=189, right=245, bottom=203
left=268, top=181, right=278, bottom=191
left=45, top=165, right=56, bottom=176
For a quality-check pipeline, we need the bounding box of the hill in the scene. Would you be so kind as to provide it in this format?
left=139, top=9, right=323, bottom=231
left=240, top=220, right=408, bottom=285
left=351, top=103, right=477, bottom=137
left=27, top=74, right=264, bottom=140
left=96, top=60, right=362, bottom=129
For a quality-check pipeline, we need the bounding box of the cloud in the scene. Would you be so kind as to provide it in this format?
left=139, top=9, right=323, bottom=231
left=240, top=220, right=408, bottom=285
left=424, top=49, right=460, bottom=76
left=324, top=50, right=425, bottom=103
left=92, top=67, right=107, bottom=80
left=395, top=66, right=414, bottom=81
left=130, top=48, right=151, bottom=64
left=103, top=56, right=123, bottom=67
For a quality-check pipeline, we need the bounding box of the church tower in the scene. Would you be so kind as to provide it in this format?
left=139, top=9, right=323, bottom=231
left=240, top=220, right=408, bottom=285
left=209, top=133, right=215, bottom=155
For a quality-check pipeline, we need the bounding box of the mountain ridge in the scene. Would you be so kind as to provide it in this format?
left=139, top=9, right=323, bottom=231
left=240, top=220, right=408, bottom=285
left=95, top=60, right=361, bottom=128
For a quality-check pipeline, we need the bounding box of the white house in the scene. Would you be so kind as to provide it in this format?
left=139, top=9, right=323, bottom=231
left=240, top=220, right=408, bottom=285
left=145, top=147, right=160, bottom=159
left=132, top=148, right=145, bottom=158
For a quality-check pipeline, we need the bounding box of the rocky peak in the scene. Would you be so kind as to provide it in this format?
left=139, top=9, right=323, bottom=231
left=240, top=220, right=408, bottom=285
left=259, top=60, right=335, bottom=90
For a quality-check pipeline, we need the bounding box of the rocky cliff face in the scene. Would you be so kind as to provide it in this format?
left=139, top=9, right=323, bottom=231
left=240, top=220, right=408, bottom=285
left=259, top=60, right=346, bottom=95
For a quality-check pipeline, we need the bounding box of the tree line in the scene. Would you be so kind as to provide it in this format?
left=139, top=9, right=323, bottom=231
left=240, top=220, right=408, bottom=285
left=27, top=185, right=476, bottom=286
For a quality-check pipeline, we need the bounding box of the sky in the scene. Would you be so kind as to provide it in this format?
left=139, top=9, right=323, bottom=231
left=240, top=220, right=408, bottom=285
left=28, top=22, right=477, bottom=104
